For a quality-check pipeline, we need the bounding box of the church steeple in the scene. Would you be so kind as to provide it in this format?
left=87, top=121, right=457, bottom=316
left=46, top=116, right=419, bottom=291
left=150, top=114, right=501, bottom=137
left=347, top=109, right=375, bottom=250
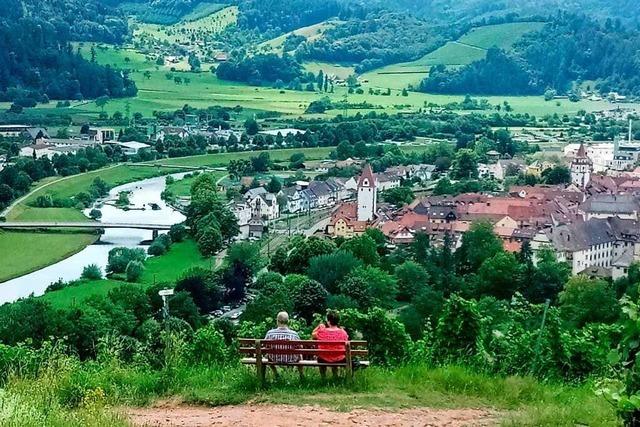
left=357, top=164, right=377, bottom=222
left=571, top=143, right=592, bottom=188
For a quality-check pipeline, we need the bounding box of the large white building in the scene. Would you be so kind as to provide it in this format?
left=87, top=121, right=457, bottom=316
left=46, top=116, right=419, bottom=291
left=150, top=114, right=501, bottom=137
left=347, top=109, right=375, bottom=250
left=357, top=164, right=377, bottom=221
left=532, top=217, right=640, bottom=279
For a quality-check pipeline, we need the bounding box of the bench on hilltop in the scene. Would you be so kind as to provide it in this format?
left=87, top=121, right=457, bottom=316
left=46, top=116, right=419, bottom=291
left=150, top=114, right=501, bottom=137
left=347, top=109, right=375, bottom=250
left=239, top=338, right=369, bottom=382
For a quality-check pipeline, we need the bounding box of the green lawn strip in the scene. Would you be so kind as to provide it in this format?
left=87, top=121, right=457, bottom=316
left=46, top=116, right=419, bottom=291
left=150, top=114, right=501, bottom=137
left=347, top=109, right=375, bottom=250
left=39, top=240, right=212, bottom=308
left=166, top=171, right=226, bottom=197
left=0, top=231, right=99, bottom=283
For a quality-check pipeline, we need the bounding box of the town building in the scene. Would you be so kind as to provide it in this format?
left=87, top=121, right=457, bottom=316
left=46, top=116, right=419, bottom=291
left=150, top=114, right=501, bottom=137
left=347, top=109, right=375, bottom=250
left=357, top=164, right=377, bottom=222
left=570, top=143, right=593, bottom=188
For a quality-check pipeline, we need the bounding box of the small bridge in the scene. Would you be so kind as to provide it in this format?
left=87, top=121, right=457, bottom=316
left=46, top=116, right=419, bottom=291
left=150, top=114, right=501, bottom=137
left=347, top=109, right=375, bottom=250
left=0, top=222, right=177, bottom=238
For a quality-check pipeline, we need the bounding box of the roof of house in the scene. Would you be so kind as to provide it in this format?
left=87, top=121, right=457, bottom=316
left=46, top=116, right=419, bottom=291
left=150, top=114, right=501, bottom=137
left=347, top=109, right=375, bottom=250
left=244, top=187, right=268, bottom=199
left=581, top=194, right=639, bottom=214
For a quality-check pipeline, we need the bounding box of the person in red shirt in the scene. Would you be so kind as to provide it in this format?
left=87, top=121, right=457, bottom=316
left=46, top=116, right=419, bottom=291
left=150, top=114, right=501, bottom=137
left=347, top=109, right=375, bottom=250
left=312, top=310, right=349, bottom=378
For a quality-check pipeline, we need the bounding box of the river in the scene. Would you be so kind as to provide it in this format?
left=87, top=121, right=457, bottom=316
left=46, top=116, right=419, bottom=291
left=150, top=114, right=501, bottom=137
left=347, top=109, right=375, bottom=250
left=0, top=173, right=187, bottom=304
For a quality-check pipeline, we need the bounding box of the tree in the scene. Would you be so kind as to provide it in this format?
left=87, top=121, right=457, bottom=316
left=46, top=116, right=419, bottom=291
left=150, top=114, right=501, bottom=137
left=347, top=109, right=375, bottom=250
left=433, top=295, right=482, bottom=362
left=89, top=209, right=102, bottom=220
left=338, top=276, right=374, bottom=310
left=107, top=247, right=146, bottom=274
left=349, top=266, right=397, bottom=308
left=474, top=251, right=522, bottom=299
left=293, top=279, right=328, bottom=323
left=286, top=237, right=336, bottom=273
left=542, top=166, right=571, bottom=185
left=559, top=276, right=620, bottom=327
left=197, top=225, right=223, bottom=256
left=335, top=141, right=354, bottom=160
left=307, top=251, right=362, bottom=293
left=95, top=95, right=110, bottom=112
left=175, top=268, right=221, bottom=314
left=525, top=248, right=571, bottom=303
left=244, top=118, right=259, bottom=135
left=395, top=261, right=429, bottom=300
left=411, top=232, right=431, bottom=265
left=81, top=264, right=102, bottom=280
left=456, top=221, right=503, bottom=274
left=341, top=234, right=380, bottom=265
left=382, top=187, right=415, bottom=206
left=451, top=149, right=478, bottom=179
left=266, top=177, right=282, bottom=194
left=225, top=242, right=264, bottom=277
left=125, top=260, right=145, bottom=282
left=188, top=53, right=201, bottom=72
left=169, top=224, right=187, bottom=242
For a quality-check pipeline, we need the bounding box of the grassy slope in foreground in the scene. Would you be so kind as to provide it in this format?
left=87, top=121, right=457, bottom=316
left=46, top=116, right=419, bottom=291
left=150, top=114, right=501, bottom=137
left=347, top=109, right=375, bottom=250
left=2, top=362, right=617, bottom=426
left=40, top=239, right=211, bottom=308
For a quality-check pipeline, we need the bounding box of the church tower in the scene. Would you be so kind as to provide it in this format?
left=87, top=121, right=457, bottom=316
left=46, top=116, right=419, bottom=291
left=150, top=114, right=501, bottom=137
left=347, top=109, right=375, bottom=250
left=571, top=143, right=592, bottom=188
left=357, top=164, right=377, bottom=222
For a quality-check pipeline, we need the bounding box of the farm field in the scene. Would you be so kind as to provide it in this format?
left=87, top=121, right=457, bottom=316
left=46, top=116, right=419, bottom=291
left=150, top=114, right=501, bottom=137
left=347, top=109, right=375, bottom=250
left=457, top=22, right=546, bottom=49
left=68, top=39, right=640, bottom=119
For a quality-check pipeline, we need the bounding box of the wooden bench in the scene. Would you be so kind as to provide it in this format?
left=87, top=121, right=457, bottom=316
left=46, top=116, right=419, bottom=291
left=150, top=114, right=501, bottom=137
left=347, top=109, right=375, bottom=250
left=239, top=338, right=369, bottom=382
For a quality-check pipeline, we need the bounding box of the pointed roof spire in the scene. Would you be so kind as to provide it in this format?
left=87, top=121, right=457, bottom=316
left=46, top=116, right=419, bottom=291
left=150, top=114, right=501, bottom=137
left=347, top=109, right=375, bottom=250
left=576, top=143, right=588, bottom=158
left=358, top=163, right=376, bottom=188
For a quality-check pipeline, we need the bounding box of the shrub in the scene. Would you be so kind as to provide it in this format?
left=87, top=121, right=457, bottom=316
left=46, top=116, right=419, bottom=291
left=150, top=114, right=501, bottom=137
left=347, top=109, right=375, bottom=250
left=125, top=261, right=145, bottom=282
left=147, top=241, right=166, bottom=256
left=81, top=264, right=102, bottom=280
left=168, top=224, right=187, bottom=242
left=107, top=247, right=146, bottom=274
left=188, top=325, right=230, bottom=365
left=89, top=209, right=102, bottom=220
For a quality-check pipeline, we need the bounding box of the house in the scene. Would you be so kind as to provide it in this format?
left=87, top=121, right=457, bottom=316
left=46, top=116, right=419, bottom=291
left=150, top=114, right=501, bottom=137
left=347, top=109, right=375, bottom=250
left=376, top=173, right=401, bottom=192
left=326, top=202, right=368, bottom=238
left=157, top=126, right=190, bottom=141
left=114, top=141, right=150, bottom=156
left=0, top=125, right=30, bottom=138
left=415, top=164, right=436, bottom=181
left=22, top=127, right=49, bottom=144
left=492, top=159, right=526, bottom=180
left=533, top=217, right=640, bottom=278
left=88, top=128, right=115, bottom=144
left=281, top=187, right=305, bottom=213
left=244, top=187, right=280, bottom=220
left=308, top=181, right=334, bottom=208
left=579, top=194, right=640, bottom=220
left=214, top=52, right=229, bottom=62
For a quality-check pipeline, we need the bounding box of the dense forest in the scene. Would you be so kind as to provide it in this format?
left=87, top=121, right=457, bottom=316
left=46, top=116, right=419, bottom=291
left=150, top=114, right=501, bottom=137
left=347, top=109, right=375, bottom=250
left=299, top=12, right=448, bottom=73
left=420, top=13, right=640, bottom=95
left=0, top=1, right=137, bottom=103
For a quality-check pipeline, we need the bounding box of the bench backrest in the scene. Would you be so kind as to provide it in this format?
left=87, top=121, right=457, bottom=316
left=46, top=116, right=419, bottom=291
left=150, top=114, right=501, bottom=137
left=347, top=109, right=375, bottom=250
left=239, top=338, right=368, bottom=359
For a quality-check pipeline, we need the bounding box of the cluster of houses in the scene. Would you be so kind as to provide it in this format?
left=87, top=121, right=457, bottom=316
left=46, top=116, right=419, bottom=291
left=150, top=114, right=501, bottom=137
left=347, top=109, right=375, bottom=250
left=322, top=151, right=640, bottom=280
left=5, top=125, right=151, bottom=159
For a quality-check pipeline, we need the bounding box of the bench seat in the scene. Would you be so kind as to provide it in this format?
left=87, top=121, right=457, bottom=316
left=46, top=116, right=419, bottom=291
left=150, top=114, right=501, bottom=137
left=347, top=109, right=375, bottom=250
left=241, top=357, right=370, bottom=368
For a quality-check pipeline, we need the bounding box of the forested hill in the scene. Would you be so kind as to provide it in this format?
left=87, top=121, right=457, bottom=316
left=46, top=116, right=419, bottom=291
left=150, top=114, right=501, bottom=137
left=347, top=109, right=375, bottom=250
left=0, top=0, right=137, bottom=104
left=420, top=13, right=640, bottom=96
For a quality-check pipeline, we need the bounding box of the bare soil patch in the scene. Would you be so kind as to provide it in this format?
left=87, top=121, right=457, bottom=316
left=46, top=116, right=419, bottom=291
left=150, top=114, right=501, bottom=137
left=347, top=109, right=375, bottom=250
left=127, top=403, right=498, bottom=426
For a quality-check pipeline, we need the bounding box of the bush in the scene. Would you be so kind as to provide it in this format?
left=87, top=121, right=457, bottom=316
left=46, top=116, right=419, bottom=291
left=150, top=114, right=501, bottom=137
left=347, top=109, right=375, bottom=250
left=89, top=209, right=102, bottom=220
left=107, top=247, right=146, bottom=274
left=81, top=264, right=102, bottom=280
left=169, top=224, right=187, bottom=242
left=188, top=325, right=230, bottom=365
left=125, top=261, right=145, bottom=282
left=147, top=241, right=167, bottom=256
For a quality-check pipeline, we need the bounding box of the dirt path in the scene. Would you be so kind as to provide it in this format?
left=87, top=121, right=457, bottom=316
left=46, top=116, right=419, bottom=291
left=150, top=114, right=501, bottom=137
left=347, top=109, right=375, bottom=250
left=126, top=404, right=498, bottom=427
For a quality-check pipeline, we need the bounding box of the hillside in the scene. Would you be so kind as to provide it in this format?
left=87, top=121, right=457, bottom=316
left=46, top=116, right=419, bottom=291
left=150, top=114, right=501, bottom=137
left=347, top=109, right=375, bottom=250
left=420, top=14, right=640, bottom=95
left=360, top=21, right=544, bottom=91
left=0, top=0, right=137, bottom=105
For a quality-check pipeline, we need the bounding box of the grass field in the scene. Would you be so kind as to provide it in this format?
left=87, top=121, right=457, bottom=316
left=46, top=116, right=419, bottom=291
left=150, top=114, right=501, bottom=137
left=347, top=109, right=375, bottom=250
left=258, top=20, right=341, bottom=55
left=167, top=171, right=226, bottom=197
left=134, top=6, right=238, bottom=46
left=360, top=22, right=545, bottom=91
left=40, top=239, right=212, bottom=308
left=67, top=40, right=640, bottom=119
left=0, top=231, right=98, bottom=283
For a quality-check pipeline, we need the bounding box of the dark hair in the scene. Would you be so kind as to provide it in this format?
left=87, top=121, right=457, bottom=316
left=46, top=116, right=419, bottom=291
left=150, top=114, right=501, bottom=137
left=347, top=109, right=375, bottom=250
left=326, top=310, right=340, bottom=326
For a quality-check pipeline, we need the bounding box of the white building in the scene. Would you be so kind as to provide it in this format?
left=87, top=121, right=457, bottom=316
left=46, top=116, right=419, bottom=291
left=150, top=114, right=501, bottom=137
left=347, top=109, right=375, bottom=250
left=570, top=143, right=592, bottom=188
left=88, top=128, right=115, bottom=144
left=357, top=164, right=377, bottom=222
left=533, top=217, right=640, bottom=279
left=244, top=187, right=280, bottom=220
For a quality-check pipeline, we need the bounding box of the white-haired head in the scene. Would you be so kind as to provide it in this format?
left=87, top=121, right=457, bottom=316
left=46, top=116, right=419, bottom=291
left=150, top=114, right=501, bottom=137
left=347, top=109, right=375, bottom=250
left=277, top=311, right=289, bottom=326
